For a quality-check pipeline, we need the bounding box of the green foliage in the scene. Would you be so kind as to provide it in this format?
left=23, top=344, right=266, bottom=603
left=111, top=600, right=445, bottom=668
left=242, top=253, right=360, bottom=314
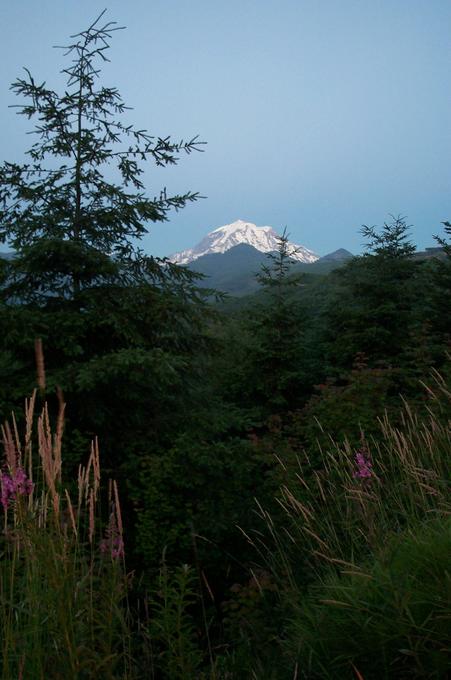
left=296, top=355, right=401, bottom=454
left=324, top=216, right=420, bottom=370
left=0, top=12, right=212, bottom=478
left=220, top=570, right=285, bottom=679
left=360, top=218, right=416, bottom=258
left=236, top=229, right=307, bottom=414
left=133, top=431, right=276, bottom=576
left=0, top=398, right=131, bottom=680
left=146, top=564, right=204, bottom=680
left=1, top=13, right=451, bottom=679
left=1, top=528, right=129, bottom=679
left=426, top=220, right=451, bottom=354
left=286, top=375, right=449, bottom=572
left=255, top=373, right=451, bottom=677
left=289, top=518, right=450, bottom=679
left=0, top=11, right=202, bottom=299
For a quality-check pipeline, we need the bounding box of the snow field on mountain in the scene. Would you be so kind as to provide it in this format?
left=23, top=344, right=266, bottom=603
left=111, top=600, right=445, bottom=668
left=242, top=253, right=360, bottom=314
left=171, top=219, right=318, bottom=264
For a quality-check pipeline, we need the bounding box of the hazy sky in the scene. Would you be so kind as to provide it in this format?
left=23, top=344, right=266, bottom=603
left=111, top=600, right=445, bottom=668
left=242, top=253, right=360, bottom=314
left=1, top=0, right=450, bottom=256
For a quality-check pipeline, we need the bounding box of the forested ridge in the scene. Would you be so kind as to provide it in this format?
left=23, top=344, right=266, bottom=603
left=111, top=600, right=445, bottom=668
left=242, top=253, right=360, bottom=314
left=0, top=15, right=449, bottom=679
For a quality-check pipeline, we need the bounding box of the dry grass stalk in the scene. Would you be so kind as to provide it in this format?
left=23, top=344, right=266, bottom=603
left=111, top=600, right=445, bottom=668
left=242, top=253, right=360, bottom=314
left=83, top=455, right=92, bottom=502
left=38, top=404, right=60, bottom=516
left=281, top=487, right=314, bottom=522
left=24, top=391, right=36, bottom=486
left=53, top=386, right=65, bottom=481
left=77, top=439, right=102, bottom=523
left=92, top=438, right=101, bottom=498
left=65, top=489, right=78, bottom=538
left=1, top=421, right=17, bottom=471
left=302, top=526, right=330, bottom=552
left=113, top=480, right=123, bottom=537
left=276, top=374, right=451, bottom=578
left=34, top=338, right=45, bottom=392
left=77, top=464, right=85, bottom=509
left=11, top=413, right=22, bottom=461
left=350, top=662, right=366, bottom=680
left=88, top=488, right=95, bottom=544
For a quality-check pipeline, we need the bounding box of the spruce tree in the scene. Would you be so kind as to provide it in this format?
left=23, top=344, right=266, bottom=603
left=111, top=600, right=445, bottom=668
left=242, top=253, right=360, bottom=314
left=324, top=215, right=419, bottom=370
left=247, top=229, right=306, bottom=413
left=426, top=221, right=451, bottom=361
left=0, top=11, right=203, bottom=302
left=0, top=13, right=211, bottom=465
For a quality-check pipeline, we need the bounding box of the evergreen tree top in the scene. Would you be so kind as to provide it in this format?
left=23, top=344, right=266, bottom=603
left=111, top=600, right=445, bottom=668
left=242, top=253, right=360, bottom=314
left=360, top=215, right=416, bottom=258
left=0, top=11, right=205, bottom=301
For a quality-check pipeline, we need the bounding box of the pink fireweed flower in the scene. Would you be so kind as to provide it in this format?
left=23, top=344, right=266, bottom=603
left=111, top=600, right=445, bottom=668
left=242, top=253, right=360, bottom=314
left=353, top=448, right=373, bottom=480
left=111, top=534, right=125, bottom=559
left=100, top=510, right=124, bottom=559
left=1, top=467, right=34, bottom=509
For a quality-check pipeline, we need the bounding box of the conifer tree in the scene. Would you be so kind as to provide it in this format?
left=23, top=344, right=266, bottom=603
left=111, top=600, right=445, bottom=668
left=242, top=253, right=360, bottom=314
left=427, top=221, right=451, bottom=359
left=324, top=215, right=419, bottom=370
left=0, top=11, right=203, bottom=303
left=0, top=13, right=210, bottom=460
left=247, top=229, right=306, bottom=412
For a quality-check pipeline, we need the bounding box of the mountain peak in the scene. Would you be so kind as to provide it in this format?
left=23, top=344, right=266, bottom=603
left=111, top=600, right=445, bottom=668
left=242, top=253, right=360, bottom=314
left=211, top=219, right=272, bottom=234
left=318, top=248, right=354, bottom=262
left=170, top=220, right=318, bottom=265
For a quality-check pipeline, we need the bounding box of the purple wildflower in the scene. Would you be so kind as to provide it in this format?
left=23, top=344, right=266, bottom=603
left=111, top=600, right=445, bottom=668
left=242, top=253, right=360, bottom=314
left=1, top=467, right=34, bottom=509
left=100, top=510, right=124, bottom=559
left=111, top=535, right=125, bottom=559
left=353, top=448, right=373, bottom=480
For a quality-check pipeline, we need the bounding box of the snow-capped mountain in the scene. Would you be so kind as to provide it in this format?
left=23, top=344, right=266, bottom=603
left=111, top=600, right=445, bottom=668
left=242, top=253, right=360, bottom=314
left=170, top=219, right=318, bottom=265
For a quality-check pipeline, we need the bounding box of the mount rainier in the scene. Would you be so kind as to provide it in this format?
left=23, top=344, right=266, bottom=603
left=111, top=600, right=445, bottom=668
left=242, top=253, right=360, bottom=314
left=170, top=220, right=318, bottom=265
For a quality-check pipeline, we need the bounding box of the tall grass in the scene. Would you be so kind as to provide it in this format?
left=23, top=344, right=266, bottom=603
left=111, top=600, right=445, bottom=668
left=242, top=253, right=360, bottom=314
left=0, top=390, right=130, bottom=679
left=0, top=388, right=225, bottom=679
left=249, top=372, right=451, bottom=678
left=2, top=355, right=449, bottom=678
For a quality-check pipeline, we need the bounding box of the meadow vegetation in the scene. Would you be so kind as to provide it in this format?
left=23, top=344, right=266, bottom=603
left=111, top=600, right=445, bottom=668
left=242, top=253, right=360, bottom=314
left=0, top=13, right=449, bottom=679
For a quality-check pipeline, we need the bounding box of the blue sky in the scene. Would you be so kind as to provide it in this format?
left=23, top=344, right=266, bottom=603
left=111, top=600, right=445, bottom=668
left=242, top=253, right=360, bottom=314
left=1, top=0, right=450, bottom=256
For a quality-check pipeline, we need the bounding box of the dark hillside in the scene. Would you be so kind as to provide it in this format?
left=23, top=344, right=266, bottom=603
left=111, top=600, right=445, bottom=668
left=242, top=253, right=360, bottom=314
left=189, top=244, right=353, bottom=296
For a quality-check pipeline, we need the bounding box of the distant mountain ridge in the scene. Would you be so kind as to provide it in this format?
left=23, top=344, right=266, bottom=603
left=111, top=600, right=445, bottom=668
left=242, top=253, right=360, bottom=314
left=318, top=248, right=354, bottom=262
left=189, top=243, right=354, bottom=296
left=170, top=219, right=318, bottom=264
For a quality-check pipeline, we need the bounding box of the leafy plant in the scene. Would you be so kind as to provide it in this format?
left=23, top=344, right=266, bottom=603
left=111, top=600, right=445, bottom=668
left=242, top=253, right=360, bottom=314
left=146, top=564, right=204, bottom=680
